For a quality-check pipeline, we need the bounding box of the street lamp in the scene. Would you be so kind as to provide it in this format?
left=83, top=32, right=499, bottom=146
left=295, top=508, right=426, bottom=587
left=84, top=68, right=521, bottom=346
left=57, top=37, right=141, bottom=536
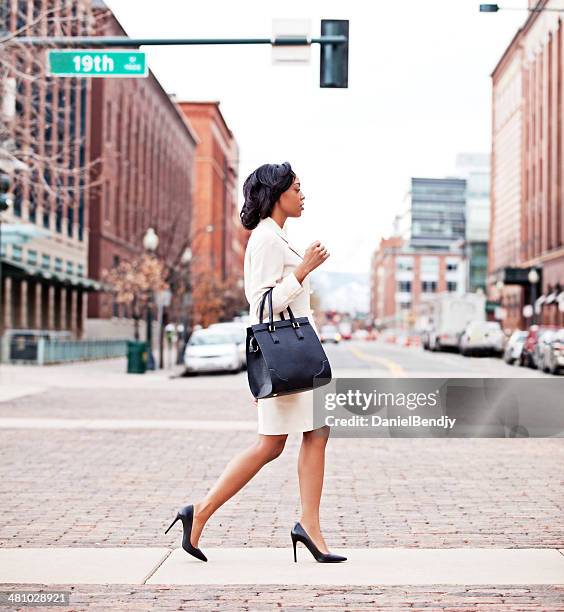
left=480, top=3, right=564, bottom=12
left=143, top=227, right=159, bottom=370
left=528, top=267, right=540, bottom=326
left=181, top=247, right=192, bottom=266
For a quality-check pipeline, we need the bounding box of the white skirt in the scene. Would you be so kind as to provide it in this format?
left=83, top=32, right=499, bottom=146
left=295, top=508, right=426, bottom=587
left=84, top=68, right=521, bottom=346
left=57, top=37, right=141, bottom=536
left=257, top=388, right=323, bottom=435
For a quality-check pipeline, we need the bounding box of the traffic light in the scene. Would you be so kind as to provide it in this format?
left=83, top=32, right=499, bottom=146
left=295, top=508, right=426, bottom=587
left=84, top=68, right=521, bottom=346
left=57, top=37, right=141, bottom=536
left=0, top=174, right=12, bottom=212
left=320, top=20, right=349, bottom=88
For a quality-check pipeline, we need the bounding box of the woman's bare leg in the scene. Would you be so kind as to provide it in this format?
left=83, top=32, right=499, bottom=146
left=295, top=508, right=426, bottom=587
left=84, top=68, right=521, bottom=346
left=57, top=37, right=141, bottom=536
left=189, top=433, right=288, bottom=547
left=297, top=424, right=331, bottom=553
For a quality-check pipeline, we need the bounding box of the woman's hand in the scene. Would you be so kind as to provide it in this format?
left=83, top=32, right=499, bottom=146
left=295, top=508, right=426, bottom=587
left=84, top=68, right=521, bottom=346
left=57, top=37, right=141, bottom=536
left=295, top=241, right=330, bottom=282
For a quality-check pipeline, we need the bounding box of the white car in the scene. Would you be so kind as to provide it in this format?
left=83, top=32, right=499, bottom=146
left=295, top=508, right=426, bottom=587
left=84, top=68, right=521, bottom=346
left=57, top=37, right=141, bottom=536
left=184, top=328, right=245, bottom=374
left=503, top=330, right=528, bottom=364
left=207, top=321, right=247, bottom=369
left=459, top=321, right=505, bottom=357
left=536, top=329, right=558, bottom=373
left=320, top=324, right=341, bottom=343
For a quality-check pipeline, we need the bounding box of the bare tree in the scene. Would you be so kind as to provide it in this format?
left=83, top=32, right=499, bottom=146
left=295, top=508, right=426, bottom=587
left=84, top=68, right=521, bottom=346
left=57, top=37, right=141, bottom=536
left=0, top=1, right=102, bottom=225
left=101, top=252, right=169, bottom=340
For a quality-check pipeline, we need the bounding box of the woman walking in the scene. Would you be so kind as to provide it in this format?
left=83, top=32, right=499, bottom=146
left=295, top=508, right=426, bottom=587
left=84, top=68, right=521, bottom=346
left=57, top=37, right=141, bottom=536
left=165, top=162, right=346, bottom=564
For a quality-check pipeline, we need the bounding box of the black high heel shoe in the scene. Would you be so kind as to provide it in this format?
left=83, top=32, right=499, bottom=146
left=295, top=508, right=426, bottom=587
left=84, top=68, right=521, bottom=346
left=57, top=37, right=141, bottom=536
left=164, top=504, right=208, bottom=562
left=291, top=522, right=347, bottom=563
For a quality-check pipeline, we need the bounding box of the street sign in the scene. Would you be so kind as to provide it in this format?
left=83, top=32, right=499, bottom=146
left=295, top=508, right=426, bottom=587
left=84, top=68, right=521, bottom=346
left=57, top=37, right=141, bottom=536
left=47, top=50, right=148, bottom=78
left=272, top=19, right=311, bottom=64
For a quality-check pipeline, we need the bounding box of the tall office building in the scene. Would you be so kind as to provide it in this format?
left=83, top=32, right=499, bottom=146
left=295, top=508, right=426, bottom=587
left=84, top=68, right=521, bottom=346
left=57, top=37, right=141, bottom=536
left=455, top=153, right=490, bottom=292
left=400, top=178, right=467, bottom=251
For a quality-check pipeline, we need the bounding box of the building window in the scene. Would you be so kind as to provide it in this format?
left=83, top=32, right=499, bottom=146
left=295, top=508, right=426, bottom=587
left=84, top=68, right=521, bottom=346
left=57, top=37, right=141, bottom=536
left=12, top=244, right=22, bottom=261
left=13, top=176, right=22, bottom=217
left=77, top=263, right=84, bottom=277
left=421, top=280, right=438, bottom=293
left=27, top=250, right=38, bottom=266
left=397, top=281, right=412, bottom=293
left=41, top=254, right=51, bottom=270
left=420, top=256, right=439, bottom=275
left=54, top=257, right=63, bottom=273
left=66, top=261, right=74, bottom=275
left=447, top=281, right=457, bottom=292
left=396, top=256, right=414, bottom=271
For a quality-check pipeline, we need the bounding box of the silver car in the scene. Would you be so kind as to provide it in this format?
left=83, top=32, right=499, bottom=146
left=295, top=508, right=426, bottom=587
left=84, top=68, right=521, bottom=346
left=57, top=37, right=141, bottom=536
left=207, top=322, right=247, bottom=370
left=184, top=329, right=245, bottom=374
left=459, top=320, right=504, bottom=356
left=539, top=329, right=564, bottom=375
left=503, top=330, right=528, bottom=365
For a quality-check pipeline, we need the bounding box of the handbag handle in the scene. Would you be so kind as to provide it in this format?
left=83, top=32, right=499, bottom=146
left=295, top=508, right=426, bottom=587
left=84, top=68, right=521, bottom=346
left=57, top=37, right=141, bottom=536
left=266, top=287, right=300, bottom=332
left=259, top=289, right=286, bottom=324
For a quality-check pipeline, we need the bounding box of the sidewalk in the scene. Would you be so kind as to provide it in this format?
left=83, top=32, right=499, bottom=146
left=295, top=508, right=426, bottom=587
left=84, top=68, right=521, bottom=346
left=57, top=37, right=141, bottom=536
left=2, top=547, right=563, bottom=585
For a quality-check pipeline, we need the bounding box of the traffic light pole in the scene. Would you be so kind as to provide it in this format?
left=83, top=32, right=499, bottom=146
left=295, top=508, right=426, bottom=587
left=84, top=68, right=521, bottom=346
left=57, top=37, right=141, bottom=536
left=9, top=27, right=349, bottom=88
left=11, top=35, right=347, bottom=47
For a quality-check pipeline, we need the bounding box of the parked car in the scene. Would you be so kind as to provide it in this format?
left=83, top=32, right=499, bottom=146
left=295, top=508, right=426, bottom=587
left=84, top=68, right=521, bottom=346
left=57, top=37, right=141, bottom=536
left=352, top=329, right=369, bottom=341
left=184, top=328, right=245, bottom=374
left=207, top=321, right=247, bottom=369
left=503, top=330, right=528, bottom=364
left=320, top=324, right=341, bottom=343
left=520, top=326, right=555, bottom=369
left=541, top=328, right=564, bottom=375
left=459, top=320, right=504, bottom=356
left=535, top=329, right=557, bottom=372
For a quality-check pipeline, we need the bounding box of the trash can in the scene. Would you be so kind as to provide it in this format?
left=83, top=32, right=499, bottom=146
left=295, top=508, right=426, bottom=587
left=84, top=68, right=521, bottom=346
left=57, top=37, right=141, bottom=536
left=127, top=340, right=148, bottom=374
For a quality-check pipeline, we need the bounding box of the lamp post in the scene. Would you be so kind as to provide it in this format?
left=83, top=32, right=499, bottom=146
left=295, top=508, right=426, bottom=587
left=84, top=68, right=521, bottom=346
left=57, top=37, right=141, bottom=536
left=172, top=246, right=193, bottom=365
left=183, top=223, right=214, bottom=334
left=494, top=279, right=505, bottom=322
left=143, top=227, right=159, bottom=370
left=528, top=267, right=540, bottom=326
left=0, top=174, right=13, bottom=362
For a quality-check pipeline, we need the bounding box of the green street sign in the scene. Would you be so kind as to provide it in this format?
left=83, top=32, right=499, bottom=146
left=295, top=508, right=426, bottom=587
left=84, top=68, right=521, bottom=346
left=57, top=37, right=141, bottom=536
left=47, top=49, right=148, bottom=78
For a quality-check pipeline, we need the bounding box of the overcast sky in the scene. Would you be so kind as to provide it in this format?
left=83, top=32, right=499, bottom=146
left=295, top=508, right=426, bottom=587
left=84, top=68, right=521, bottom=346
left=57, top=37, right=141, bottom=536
left=107, top=0, right=527, bottom=274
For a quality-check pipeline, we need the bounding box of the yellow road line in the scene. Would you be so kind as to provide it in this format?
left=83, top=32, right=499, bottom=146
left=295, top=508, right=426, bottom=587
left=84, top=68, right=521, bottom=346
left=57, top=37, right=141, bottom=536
left=346, top=345, right=407, bottom=377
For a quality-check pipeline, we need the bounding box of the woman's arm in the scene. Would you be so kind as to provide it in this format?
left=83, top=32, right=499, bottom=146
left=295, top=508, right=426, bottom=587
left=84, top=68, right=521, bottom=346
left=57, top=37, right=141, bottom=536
left=245, top=235, right=306, bottom=321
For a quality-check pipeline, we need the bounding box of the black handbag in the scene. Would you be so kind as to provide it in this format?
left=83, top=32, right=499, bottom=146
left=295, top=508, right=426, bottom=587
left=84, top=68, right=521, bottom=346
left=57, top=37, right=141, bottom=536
left=246, top=287, right=332, bottom=399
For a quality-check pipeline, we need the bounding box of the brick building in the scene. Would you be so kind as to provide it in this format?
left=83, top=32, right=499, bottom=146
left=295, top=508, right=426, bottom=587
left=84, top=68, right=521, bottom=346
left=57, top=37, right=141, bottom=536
left=85, top=2, right=199, bottom=338
left=490, top=0, right=564, bottom=329
left=370, top=236, right=465, bottom=330
left=177, top=101, right=248, bottom=321
left=0, top=0, right=99, bottom=358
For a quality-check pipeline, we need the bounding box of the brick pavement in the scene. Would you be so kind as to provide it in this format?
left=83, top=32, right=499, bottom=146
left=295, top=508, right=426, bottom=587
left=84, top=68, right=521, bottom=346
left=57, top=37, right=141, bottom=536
left=0, top=425, right=562, bottom=548
left=1, top=584, right=564, bottom=611
left=1, top=380, right=563, bottom=610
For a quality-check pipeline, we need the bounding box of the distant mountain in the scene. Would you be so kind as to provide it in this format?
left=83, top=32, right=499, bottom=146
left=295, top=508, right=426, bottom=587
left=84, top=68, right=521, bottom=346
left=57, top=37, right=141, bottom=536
left=309, top=270, right=370, bottom=314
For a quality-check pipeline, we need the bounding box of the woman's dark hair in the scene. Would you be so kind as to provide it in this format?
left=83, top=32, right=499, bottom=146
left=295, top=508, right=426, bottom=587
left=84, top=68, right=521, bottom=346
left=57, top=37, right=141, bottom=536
left=240, top=162, right=296, bottom=230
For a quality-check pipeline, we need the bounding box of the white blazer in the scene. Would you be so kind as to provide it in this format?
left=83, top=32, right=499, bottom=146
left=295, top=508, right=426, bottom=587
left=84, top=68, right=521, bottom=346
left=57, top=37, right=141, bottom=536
left=244, top=216, right=317, bottom=333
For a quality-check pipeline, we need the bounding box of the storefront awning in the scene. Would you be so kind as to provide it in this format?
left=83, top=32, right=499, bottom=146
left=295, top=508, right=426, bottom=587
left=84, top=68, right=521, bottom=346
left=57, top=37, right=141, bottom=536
left=0, top=255, right=102, bottom=291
